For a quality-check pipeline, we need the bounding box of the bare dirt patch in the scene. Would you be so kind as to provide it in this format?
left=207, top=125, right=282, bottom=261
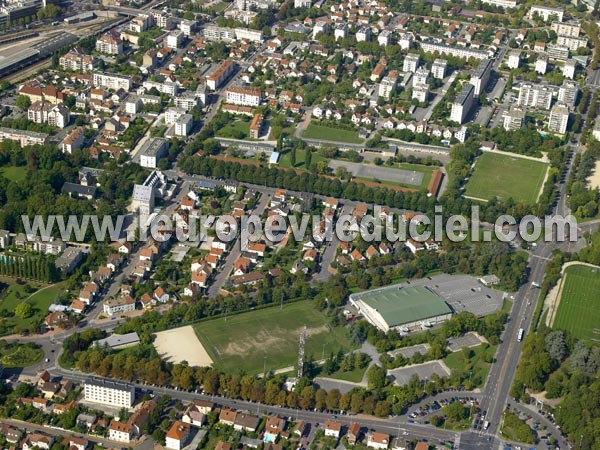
left=587, top=161, right=600, bottom=190
left=153, top=326, right=213, bottom=367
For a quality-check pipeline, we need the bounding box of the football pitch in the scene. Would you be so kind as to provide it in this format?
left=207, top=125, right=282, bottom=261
left=464, top=152, right=548, bottom=204
left=193, top=301, right=356, bottom=374
left=553, top=265, right=600, bottom=342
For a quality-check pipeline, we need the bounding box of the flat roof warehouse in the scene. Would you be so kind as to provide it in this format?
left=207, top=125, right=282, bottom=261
left=349, top=285, right=453, bottom=332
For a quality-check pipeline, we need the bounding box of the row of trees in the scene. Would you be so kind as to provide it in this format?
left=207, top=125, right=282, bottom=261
left=0, top=254, right=59, bottom=282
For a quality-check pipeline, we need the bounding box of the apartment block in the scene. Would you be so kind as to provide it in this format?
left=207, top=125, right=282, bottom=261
left=450, top=83, right=474, bottom=124
left=226, top=87, right=261, bottom=106
left=84, top=377, right=135, bottom=408
left=470, top=59, right=493, bottom=96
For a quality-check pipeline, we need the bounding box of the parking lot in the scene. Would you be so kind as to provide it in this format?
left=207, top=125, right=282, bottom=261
left=447, top=332, right=486, bottom=352
left=388, top=360, right=450, bottom=386
left=328, top=160, right=424, bottom=186
left=388, top=343, right=430, bottom=359
left=405, top=274, right=505, bottom=317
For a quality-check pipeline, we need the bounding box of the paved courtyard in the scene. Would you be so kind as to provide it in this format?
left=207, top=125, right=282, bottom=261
left=388, top=361, right=451, bottom=386
left=329, top=160, right=424, bottom=186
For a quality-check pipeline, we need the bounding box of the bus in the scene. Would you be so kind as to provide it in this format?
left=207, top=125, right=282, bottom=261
left=517, top=328, right=524, bottom=342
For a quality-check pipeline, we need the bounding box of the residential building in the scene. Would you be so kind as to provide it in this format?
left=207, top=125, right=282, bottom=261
left=535, top=55, right=548, bottom=74
left=412, top=84, right=428, bottom=103
left=84, top=376, right=135, bottom=408
left=206, top=60, right=236, bottom=90
left=143, top=80, right=178, bottom=96
left=367, top=432, right=390, bottom=450
left=166, top=421, right=191, bottom=450
left=174, top=114, right=193, bottom=136
left=556, top=35, right=588, bottom=51
left=324, top=421, right=341, bottom=438
left=96, top=30, right=123, bottom=54
left=27, top=102, right=70, bottom=128
left=419, top=41, right=488, bottom=60
left=551, top=21, right=580, bottom=37
left=226, top=87, right=261, bottom=106
left=356, top=27, right=370, bottom=42
left=166, top=30, right=184, bottom=48
left=378, top=30, right=392, bottom=47
left=480, top=0, right=517, bottom=8
left=378, top=74, right=398, bottom=99
left=450, top=83, right=474, bottom=124
left=0, top=127, right=48, bottom=147
left=398, top=32, right=413, bottom=50
left=563, top=59, right=576, bottom=79
left=139, top=138, right=169, bottom=169
left=528, top=5, right=564, bottom=22
left=503, top=106, right=525, bottom=131
left=59, top=48, right=94, bottom=71
left=103, top=295, right=136, bottom=316
left=431, top=59, right=447, bottom=79
left=403, top=53, right=419, bottom=73
left=55, top=247, right=85, bottom=273
left=203, top=25, right=263, bottom=43
left=108, top=420, right=132, bottom=443
left=558, top=80, right=579, bottom=108
left=547, top=45, right=570, bottom=60
left=93, top=72, right=132, bottom=91
left=413, top=67, right=429, bottom=86
left=507, top=50, right=521, bottom=69
left=517, top=83, right=554, bottom=110
left=548, top=103, right=569, bottom=134
left=249, top=113, right=263, bottom=139
left=470, top=59, right=493, bottom=96
left=179, top=19, right=196, bottom=36
left=334, top=23, right=347, bottom=40
left=294, top=0, right=311, bottom=7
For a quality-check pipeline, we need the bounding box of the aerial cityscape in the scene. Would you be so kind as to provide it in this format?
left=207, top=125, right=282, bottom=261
left=0, top=0, right=597, bottom=448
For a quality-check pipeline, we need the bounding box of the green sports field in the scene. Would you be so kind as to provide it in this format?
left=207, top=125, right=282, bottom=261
left=553, top=264, right=600, bottom=342
left=302, top=123, right=364, bottom=144
left=193, top=301, right=356, bottom=374
left=464, top=152, right=548, bottom=204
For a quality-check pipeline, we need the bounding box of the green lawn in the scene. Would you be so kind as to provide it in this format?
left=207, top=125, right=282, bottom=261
left=553, top=264, right=600, bottom=341
left=0, top=166, right=27, bottom=182
left=193, top=301, right=356, bottom=375
left=443, top=344, right=496, bottom=388
left=302, top=123, right=364, bottom=144
left=215, top=120, right=251, bottom=140
left=0, top=278, right=65, bottom=335
left=464, top=152, right=548, bottom=204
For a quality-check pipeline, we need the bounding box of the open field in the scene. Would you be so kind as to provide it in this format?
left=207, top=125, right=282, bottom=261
left=0, top=166, right=26, bottom=182
left=302, top=123, right=363, bottom=144
left=153, top=326, right=213, bottom=367
left=464, top=152, right=548, bottom=204
left=553, top=264, right=600, bottom=342
left=193, top=302, right=356, bottom=374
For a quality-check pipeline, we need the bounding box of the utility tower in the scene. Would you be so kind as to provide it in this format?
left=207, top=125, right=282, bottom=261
left=297, top=325, right=307, bottom=379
